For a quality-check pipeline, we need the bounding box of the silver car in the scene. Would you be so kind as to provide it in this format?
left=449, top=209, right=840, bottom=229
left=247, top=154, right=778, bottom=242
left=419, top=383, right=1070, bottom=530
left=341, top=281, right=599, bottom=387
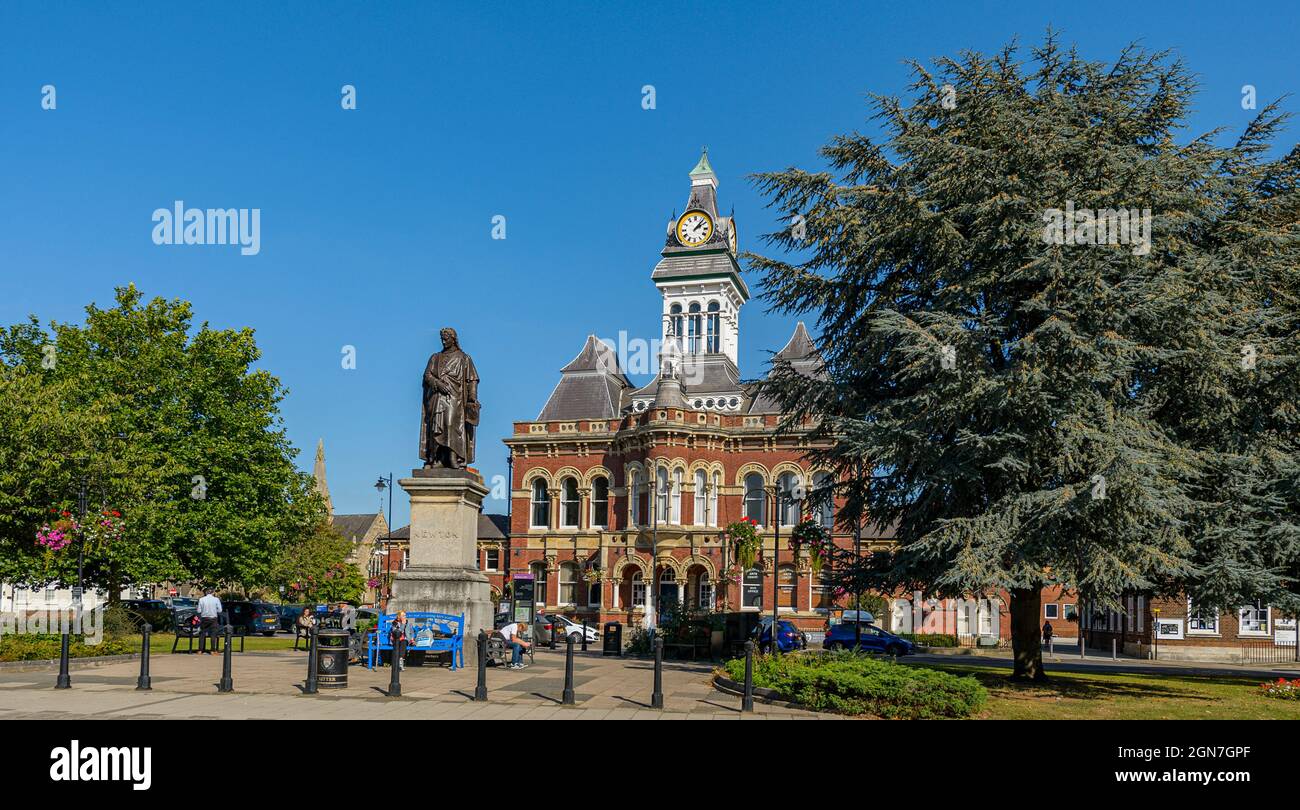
left=533, top=613, right=599, bottom=645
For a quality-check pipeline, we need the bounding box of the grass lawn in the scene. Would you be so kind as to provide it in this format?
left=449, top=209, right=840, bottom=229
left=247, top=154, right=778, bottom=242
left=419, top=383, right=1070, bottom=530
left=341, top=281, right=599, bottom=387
left=145, top=633, right=299, bottom=655
left=920, top=663, right=1300, bottom=719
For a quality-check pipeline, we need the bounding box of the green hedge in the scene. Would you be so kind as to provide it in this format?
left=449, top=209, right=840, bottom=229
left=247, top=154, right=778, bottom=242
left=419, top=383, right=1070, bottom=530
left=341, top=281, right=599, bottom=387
left=897, top=633, right=958, bottom=647
left=721, top=651, right=986, bottom=718
left=0, top=634, right=137, bottom=662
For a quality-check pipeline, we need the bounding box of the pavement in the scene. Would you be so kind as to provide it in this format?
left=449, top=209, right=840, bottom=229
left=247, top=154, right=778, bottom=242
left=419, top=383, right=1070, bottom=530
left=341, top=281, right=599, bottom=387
left=0, top=645, right=837, bottom=720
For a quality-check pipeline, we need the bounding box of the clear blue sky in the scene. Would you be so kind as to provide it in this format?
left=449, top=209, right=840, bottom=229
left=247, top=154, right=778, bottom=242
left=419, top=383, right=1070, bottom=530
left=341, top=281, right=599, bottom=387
left=2, top=1, right=1295, bottom=529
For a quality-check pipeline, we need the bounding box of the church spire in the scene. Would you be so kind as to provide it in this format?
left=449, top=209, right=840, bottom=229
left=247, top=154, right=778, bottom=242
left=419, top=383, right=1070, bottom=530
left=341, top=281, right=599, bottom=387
left=312, top=438, right=333, bottom=514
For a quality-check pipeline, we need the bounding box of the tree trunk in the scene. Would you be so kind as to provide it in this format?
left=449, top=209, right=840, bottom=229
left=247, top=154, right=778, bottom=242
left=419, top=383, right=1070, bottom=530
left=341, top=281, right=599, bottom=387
left=1009, top=587, right=1047, bottom=681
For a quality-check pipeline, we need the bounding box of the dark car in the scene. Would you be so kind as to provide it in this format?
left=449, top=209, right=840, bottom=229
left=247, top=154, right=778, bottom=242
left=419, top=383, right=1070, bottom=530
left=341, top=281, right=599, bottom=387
left=752, top=618, right=805, bottom=654
left=221, top=601, right=280, bottom=636
left=278, top=604, right=308, bottom=632
left=823, top=621, right=914, bottom=656
left=120, top=599, right=173, bottom=630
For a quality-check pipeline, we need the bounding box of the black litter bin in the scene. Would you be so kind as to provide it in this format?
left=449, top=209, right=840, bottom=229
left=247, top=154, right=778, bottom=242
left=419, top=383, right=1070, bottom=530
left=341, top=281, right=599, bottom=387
left=602, top=622, right=622, bottom=656
left=317, top=629, right=349, bottom=688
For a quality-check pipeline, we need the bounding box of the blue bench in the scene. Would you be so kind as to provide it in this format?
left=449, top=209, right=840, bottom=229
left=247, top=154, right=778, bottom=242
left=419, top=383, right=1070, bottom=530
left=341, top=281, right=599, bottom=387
left=367, top=612, right=465, bottom=671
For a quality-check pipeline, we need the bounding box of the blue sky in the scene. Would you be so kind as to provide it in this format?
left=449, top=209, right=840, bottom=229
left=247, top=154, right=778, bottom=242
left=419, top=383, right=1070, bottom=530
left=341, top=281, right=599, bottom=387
left=2, top=1, right=1295, bottom=528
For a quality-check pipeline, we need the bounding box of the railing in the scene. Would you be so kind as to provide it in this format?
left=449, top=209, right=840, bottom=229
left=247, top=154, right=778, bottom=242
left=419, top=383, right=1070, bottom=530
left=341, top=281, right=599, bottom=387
left=1241, top=641, right=1298, bottom=665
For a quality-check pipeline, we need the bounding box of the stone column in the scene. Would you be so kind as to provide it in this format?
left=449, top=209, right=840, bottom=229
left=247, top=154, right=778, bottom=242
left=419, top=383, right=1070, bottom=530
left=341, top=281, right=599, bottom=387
left=389, top=468, right=493, bottom=637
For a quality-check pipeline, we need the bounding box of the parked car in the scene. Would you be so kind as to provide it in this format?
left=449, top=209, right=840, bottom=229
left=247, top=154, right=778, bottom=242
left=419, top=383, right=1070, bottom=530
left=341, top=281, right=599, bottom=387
left=120, top=599, right=173, bottom=630
left=823, top=621, right=914, bottom=656
left=532, top=613, right=598, bottom=644
left=163, top=596, right=198, bottom=610
left=221, top=601, right=280, bottom=636
left=752, top=618, right=805, bottom=654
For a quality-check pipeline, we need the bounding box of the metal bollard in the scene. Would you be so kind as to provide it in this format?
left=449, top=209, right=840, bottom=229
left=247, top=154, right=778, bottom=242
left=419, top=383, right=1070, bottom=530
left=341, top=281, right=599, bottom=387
left=474, top=631, right=488, bottom=701
left=388, top=638, right=403, bottom=697
left=562, top=634, right=576, bottom=705
left=136, top=623, right=152, bottom=690
left=1079, top=637, right=1086, bottom=658
left=741, top=640, right=754, bottom=713
left=1112, top=638, right=1117, bottom=661
left=651, top=636, right=664, bottom=709
left=1049, top=638, right=1054, bottom=657
left=304, top=625, right=318, bottom=694
left=581, top=620, right=588, bottom=652
left=55, top=632, right=71, bottom=689
left=218, top=625, right=234, bottom=692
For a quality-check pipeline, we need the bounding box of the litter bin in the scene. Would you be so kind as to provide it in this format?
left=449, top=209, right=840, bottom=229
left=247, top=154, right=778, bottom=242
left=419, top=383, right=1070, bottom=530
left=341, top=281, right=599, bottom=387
left=317, top=628, right=350, bottom=688
left=602, top=622, right=622, bottom=656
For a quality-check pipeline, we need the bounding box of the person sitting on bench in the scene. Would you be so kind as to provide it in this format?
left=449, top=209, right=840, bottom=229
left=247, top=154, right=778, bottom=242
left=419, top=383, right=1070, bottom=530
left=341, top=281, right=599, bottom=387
left=498, top=619, right=531, bottom=669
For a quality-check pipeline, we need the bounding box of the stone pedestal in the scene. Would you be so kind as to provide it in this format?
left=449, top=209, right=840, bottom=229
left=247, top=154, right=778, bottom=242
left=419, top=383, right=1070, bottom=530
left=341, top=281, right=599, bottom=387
left=389, top=468, right=493, bottom=637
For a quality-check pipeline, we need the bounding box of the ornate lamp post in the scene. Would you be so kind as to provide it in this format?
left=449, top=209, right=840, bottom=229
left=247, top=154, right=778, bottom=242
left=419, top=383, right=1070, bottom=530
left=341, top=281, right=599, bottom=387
left=767, top=479, right=804, bottom=653
left=374, top=474, right=393, bottom=609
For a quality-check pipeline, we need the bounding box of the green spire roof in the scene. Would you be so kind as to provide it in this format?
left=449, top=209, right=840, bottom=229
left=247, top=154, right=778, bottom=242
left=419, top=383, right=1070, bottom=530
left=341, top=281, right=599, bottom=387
left=689, top=147, right=714, bottom=176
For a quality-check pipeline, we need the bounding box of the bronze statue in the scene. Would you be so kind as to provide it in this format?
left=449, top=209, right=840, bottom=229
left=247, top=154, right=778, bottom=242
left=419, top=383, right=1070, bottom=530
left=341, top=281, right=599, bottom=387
left=419, top=327, right=480, bottom=469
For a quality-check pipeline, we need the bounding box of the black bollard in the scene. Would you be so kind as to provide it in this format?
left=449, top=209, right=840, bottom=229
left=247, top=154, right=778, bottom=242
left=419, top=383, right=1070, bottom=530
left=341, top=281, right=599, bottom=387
left=550, top=621, right=557, bottom=650
left=562, top=633, right=576, bottom=705
left=651, top=636, right=664, bottom=709
left=55, top=632, right=71, bottom=689
left=303, top=625, right=318, bottom=694
left=474, top=631, right=488, bottom=701
left=136, top=623, right=152, bottom=690
left=388, top=638, right=403, bottom=698
left=581, top=620, right=588, bottom=652
left=218, top=625, right=234, bottom=692
left=741, top=640, right=755, bottom=713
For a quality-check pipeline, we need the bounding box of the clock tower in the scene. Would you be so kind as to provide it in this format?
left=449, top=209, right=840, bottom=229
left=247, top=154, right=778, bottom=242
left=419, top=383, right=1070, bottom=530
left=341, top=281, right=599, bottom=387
left=635, top=149, right=750, bottom=413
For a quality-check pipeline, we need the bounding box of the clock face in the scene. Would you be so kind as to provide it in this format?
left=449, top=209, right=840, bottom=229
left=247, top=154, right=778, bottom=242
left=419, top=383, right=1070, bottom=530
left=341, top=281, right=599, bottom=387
left=676, top=211, right=713, bottom=246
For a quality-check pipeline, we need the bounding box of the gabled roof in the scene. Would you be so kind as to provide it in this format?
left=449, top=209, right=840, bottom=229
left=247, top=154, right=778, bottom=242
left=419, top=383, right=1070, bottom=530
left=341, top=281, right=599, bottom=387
left=331, top=513, right=385, bottom=543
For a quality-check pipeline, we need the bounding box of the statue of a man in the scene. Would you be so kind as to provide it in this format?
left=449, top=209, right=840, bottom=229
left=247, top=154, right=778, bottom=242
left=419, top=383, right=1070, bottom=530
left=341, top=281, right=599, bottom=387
left=419, top=327, right=480, bottom=469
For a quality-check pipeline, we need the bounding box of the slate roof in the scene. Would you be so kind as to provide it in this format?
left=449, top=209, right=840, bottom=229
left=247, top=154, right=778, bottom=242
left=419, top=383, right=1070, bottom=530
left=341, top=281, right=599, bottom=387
left=650, top=251, right=749, bottom=298
left=388, top=514, right=509, bottom=542
left=536, top=335, right=632, bottom=421
left=331, top=513, right=384, bottom=543
left=746, top=322, right=827, bottom=414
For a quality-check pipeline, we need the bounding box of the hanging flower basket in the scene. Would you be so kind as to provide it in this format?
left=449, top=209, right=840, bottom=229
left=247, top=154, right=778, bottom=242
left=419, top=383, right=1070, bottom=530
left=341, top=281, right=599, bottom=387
left=790, top=519, right=829, bottom=575
left=725, top=518, right=761, bottom=570
left=583, top=569, right=601, bottom=583
left=35, top=507, right=125, bottom=552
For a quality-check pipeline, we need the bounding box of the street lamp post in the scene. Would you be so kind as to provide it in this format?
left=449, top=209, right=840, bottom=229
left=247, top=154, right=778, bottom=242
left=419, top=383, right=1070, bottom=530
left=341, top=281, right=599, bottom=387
left=374, top=474, right=393, bottom=610
left=768, top=482, right=803, bottom=654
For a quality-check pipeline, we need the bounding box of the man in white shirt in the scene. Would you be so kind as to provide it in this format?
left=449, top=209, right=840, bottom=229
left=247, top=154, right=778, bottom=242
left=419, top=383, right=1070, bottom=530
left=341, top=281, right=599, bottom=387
left=498, top=620, right=531, bottom=669
left=196, top=589, right=222, bottom=655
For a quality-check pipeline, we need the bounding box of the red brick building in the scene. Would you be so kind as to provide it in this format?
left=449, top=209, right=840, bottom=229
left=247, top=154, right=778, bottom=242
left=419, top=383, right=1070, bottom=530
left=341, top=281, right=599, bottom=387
left=489, top=151, right=893, bottom=634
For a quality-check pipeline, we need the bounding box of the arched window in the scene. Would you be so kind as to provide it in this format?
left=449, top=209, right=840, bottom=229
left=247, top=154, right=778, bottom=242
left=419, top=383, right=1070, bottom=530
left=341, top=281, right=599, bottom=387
left=709, top=471, right=720, bottom=527
left=591, top=476, right=609, bottom=528
left=744, top=472, right=766, bottom=526
left=698, top=575, right=714, bottom=609
left=630, top=470, right=644, bottom=526
left=559, top=562, right=579, bottom=605
left=531, top=562, right=548, bottom=606
left=632, top=572, right=646, bottom=608
left=778, top=564, right=796, bottom=608
left=530, top=479, right=550, bottom=528
left=687, top=302, right=702, bottom=353
left=671, top=469, right=683, bottom=524
left=706, top=301, right=720, bottom=353
left=778, top=471, right=800, bottom=526
left=812, top=471, right=834, bottom=528
left=669, top=303, right=683, bottom=343
left=560, top=476, right=580, bottom=528
left=693, top=470, right=707, bottom=526
left=656, top=467, right=670, bottom=524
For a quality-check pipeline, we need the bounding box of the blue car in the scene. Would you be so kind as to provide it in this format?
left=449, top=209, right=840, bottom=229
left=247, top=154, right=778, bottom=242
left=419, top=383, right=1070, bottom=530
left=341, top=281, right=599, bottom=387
left=823, top=621, right=914, bottom=656
left=753, top=619, right=805, bottom=654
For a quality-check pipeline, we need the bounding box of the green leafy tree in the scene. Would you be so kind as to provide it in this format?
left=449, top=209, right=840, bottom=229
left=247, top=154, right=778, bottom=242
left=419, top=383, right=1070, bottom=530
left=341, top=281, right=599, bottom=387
left=0, top=285, right=326, bottom=598
left=271, top=522, right=366, bottom=605
left=749, top=34, right=1299, bottom=680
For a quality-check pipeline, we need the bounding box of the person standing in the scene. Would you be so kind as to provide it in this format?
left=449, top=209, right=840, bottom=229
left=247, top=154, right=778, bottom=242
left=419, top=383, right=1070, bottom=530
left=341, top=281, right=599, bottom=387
left=1042, top=620, right=1054, bottom=648
left=197, top=589, right=223, bottom=655
left=389, top=610, right=409, bottom=671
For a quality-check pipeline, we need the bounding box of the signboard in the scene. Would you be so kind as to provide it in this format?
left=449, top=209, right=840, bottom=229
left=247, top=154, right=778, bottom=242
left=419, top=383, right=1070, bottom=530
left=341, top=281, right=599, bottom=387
left=1274, top=629, right=1297, bottom=647
left=741, top=569, right=762, bottom=611
left=70, top=587, right=83, bottom=606
left=511, top=574, right=535, bottom=624
left=1154, top=618, right=1184, bottom=640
